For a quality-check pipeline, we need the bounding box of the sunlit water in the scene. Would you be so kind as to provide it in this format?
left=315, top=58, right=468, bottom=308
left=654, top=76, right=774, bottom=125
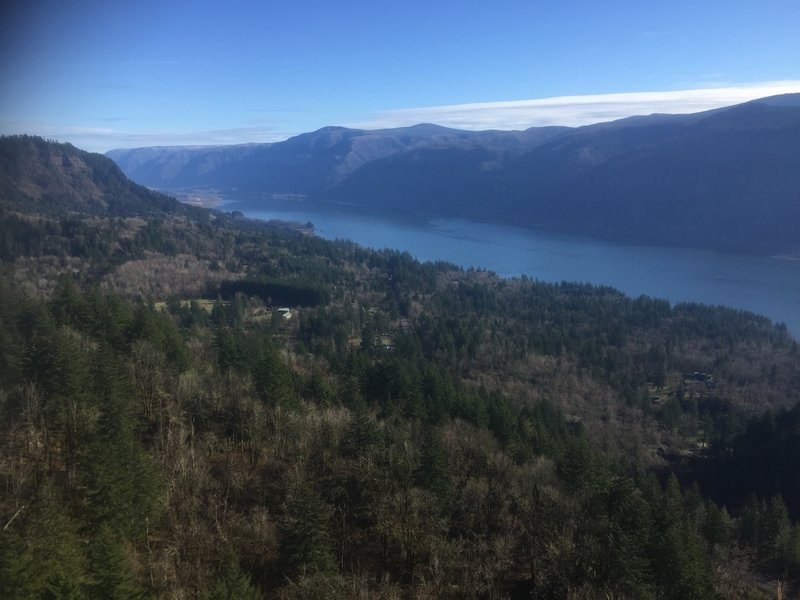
left=234, top=203, right=800, bottom=338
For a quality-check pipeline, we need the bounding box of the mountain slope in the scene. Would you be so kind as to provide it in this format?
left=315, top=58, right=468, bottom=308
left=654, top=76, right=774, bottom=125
left=330, top=95, right=800, bottom=253
left=107, top=124, right=569, bottom=196
left=4, top=135, right=800, bottom=598
left=107, top=95, right=800, bottom=254
left=0, top=135, right=190, bottom=217
left=493, top=97, right=800, bottom=252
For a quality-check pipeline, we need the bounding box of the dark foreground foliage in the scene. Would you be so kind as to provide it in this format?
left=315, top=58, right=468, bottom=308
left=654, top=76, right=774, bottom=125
left=2, top=136, right=800, bottom=598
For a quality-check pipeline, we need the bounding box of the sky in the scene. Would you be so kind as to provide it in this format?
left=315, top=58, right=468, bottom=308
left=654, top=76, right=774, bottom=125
left=1, top=0, right=799, bottom=152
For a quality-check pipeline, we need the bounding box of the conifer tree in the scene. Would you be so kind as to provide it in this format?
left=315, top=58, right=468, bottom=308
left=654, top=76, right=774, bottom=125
left=206, top=549, right=263, bottom=600
left=659, top=473, right=684, bottom=529
left=0, top=531, right=42, bottom=599
left=658, top=523, right=714, bottom=600
left=343, top=404, right=380, bottom=459
left=81, top=350, right=163, bottom=539
left=702, top=501, right=731, bottom=555
left=739, top=493, right=764, bottom=551
left=254, top=342, right=295, bottom=407
left=763, top=495, right=791, bottom=562
left=278, top=481, right=335, bottom=578
left=338, top=373, right=364, bottom=410
left=558, top=434, right=594, bottom=493
left=604, top=478, right=654, bottom=597
left=27, top=480, right=88, bottom=599
left=86, top=525, right=147, bottom=600
left=415, top=425, right=450, bottom=500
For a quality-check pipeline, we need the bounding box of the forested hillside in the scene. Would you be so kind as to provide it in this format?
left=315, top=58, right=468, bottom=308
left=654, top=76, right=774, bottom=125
left=2, top=136, right=800, bottom=598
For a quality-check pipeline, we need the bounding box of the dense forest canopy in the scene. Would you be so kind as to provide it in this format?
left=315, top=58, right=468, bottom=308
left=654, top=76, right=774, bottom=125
left=2, top=136, right=800, bottom=598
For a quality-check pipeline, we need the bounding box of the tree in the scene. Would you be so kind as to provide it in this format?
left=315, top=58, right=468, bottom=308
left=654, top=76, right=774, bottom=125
left=26, top=480, right=88, bottom=599
left=278, top=481, right=335, bottom=578
left=206, top=549, right=263, bottom=600
left=657, top=524, right=714, bottom=600
left=604, top=478, right=654, bottom=597
left=558, top=434, right=594, bottom=493
left=342, top=405, right=380, bottom=459
left=81, top=353, right=163, bottom=539
left=24, top=324, right=92, bottom=482
left=0, top=531, right=42, bottom=599
left=86, top=525, right=147, bottom=600
left=415, top=425, right=450, bottom=500
left=762, top=495, right=791, bottom=562
left=254, top=342, right=295, bottom=407
left=739, top=493, right=764, bottom=551
left=702, top=501, right=731, bottom=556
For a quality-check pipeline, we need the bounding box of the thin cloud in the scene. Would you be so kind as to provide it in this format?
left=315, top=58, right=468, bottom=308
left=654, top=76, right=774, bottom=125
left=0, top=122, right=288, bottom=153
left=354, top=81, right=800, bottom=131
left=5, top=81, right=799, bottom=152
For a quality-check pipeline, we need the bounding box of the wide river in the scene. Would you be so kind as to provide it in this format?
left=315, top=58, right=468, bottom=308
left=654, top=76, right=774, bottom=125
left=235, top=204, right=800, bottom=338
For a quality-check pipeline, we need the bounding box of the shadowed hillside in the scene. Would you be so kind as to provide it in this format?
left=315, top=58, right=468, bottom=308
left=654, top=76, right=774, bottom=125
left=109, top=95, right=800, bottom=254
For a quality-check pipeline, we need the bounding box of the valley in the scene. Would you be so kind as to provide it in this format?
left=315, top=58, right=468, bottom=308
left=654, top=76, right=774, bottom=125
left=109, top=94, right=800, bottom=256
left=2, top=136, right=800, bottom=598
left=4, top=2, right=800, bottom=597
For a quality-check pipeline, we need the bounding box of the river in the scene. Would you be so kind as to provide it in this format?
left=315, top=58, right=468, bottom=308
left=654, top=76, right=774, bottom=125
left=231, top=203, right=800, bottom=338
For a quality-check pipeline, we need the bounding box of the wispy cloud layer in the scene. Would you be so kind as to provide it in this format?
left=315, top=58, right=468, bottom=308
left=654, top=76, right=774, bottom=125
left=355, top=81, right=800, bottom=131
left=0, top=123, right=289, bottom=153
left=3, top=82, right=800, bottom=152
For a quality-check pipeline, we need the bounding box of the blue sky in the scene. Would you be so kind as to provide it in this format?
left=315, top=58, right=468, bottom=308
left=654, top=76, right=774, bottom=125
left=1, top=0, right=799, bottom=151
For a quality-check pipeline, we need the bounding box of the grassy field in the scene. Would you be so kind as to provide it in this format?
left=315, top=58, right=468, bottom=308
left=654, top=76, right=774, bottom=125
left=154, top=299, right=225, bottom=312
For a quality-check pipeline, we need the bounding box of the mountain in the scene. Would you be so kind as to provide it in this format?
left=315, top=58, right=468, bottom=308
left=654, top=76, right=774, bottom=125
left=332, top=95, right=800, bottom=253
left=107, top=94, right=800, bottom=254
left=0, top=135, right=190, bottom=217
left=107, top=124, right=569, bottom=196
left=494, top=96, right=800, bottom=252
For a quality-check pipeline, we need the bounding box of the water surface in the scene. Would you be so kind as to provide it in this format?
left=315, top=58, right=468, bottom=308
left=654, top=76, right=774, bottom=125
left=237, top=204, right=800, bottom=337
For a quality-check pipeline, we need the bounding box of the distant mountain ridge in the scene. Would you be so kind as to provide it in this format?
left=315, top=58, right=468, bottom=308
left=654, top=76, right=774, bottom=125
left=107, top=123, right=568, bottom=196
left=108, top=94, right=800, bottom=253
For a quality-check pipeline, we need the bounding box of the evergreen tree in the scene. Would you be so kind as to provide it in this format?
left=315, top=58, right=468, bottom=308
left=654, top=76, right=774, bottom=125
left=254, top=342, right=295, bottom=407
left=343, top=404, right=380, bottom=459
left=762, top=495, right=791, bottom=562
left=415, top=425, right=450, bottom=500
left=558, top=434, right=594, bottom=493
left=658, top=474, right=684, bottom=530
left=658, top=524, right=714, bottom=600
left=702, top=501, right=731, bottom=556
left=206, top=549, right=263, bottom=600
left=81, top=352, right=163, bottom=539
left=604, top=478, right=654, bottom=598
left=86, top=525, right=148, bottom=600
left=338, top=374, right=364, bottom=410
left=24, top=324, right=92, bottom=480
left=27, top=480, right=88, bottom=600
left=486, top=392, right=519, bottom=449
left=739, top=493, right=764, bottom=550
left=278, top=481, right=335, bottom=578
left=0, top=531, right=42, bottom=599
